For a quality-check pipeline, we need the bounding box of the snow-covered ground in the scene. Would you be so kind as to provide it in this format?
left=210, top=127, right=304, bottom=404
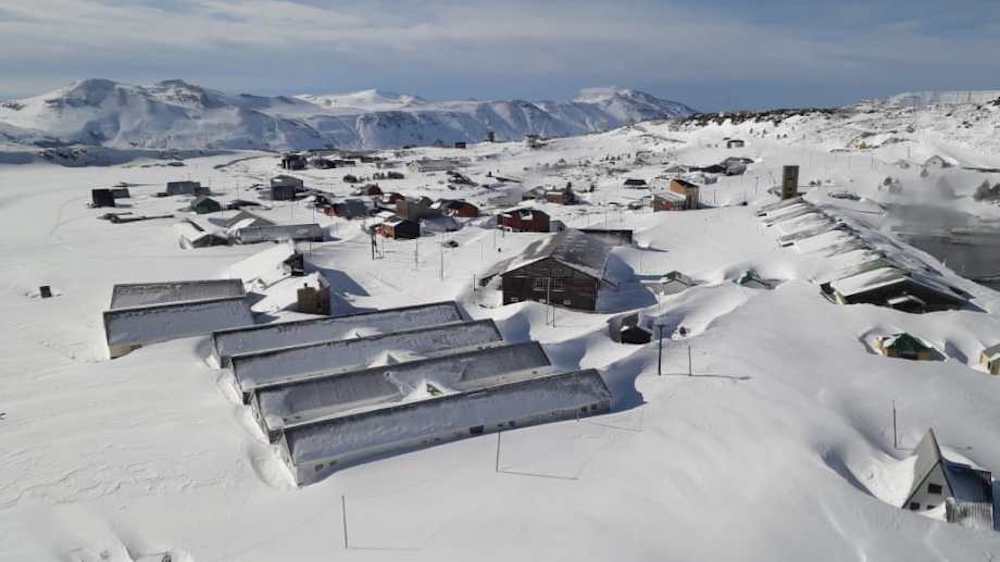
left=2, top=108, right=1000, bottom=561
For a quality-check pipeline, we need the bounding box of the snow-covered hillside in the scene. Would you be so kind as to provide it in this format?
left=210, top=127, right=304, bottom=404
left=0, top=79, right=696, bottom=153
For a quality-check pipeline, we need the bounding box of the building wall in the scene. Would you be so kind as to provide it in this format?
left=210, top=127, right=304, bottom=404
left=906, top=463, right=951, bottom=511
left=502, top=258, right=600, bottom=311
left=499, top=212, right=550, bottom=232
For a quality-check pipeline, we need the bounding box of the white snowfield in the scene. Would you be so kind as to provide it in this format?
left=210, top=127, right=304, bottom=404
left=3, top=91, right=1000, bottom=560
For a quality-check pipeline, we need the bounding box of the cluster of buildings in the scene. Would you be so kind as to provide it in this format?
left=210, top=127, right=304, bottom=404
left=207, top=301, right=611, bottom=484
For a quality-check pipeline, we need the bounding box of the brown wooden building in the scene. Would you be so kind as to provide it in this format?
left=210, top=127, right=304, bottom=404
left=498, top=208, right=550, bottom=232
left=500, top=229, right=614, bottom=311
left=669, top=179, right=700, bottom=209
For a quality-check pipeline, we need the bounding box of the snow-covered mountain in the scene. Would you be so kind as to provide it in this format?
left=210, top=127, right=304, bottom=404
left=0, top=79, right=696, bottom=152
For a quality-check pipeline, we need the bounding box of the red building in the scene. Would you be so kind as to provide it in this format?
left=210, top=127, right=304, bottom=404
left=498, top=208, right=550, bottom=232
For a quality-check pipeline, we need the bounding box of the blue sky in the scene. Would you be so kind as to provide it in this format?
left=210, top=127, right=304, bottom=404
left=1, top=0, right=998, bottom=110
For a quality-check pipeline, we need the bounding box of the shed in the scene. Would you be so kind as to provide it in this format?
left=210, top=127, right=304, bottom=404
left=434, top=199, right=479, bottom=218
left=280, top=153, right=307, bottom=170
left=500, top=229, right=615, bottom=311
left=270, top=175, right=303, bottom=201
left=91, top=188, right=116, bottom=208
left=396, top=196, right=438, bottom=221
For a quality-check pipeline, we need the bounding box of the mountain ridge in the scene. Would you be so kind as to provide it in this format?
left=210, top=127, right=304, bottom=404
left=0, top=78, right=697, bottom=152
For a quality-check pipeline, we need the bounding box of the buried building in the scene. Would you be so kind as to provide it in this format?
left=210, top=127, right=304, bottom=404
left=820, top=266, right=968, bottom=313
left=250, top=340, right=552, bottom=441
left=228, top=319, right=504, bottom=400
left=234, top=223, right=324, bottom=244
left=103, top=279, right=252, bottom=359
left=211, top=300, right=466, bottom=366
left=902, top=429, right=997, bottom=531
left=277, top=367, right=611, bottom=485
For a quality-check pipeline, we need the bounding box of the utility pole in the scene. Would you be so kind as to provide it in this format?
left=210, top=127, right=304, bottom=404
left=657, top=324, right=663, bottom=376
left=546, top=276, right=552, bottom=326
left=892, top=401, right=898, bottom=449
left=495, top=431, right=502, bottom=472
left=439, top=245, right=444, bottom=280
left=414, top=237, right=419, bottom=269
left=341, top=495, right=349, bottom=549
left=688, top=344, right=693, bottom=376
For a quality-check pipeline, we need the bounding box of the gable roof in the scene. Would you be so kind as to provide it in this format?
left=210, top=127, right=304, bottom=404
left=110, top=279, right=245, bottom=309
left=503, top=229, right=614, bottom=284
left=904, top=428, right=995, bottom=510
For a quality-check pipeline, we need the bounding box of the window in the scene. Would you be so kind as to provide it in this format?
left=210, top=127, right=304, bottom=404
left=908, top=502, right=920, bottom=511
left=563, top=299, right=572, bottom=305
left=469, top=425, right=484, bottom=435
left=533, top=278, right=547, bottom=291
left=927, top=483, right=942, bottom=495
left=926, top=505, right=936, bottom=510
left=551, top=278, right=566, bottom=291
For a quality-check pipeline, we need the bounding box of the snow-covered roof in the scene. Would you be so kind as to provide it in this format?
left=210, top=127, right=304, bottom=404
left=103, top=296, right=253, bottom=351
left=212, top=300, right=464, bottom=364
left=503, top=229, right=614, bottom=284
left=222, top=240, right=298, bottom=290
left=250, top=272, right=326, bottom=314
left=220, top=211, right=274, bottom=230
left=757, top=196, right=803, bottom=215
left=110, top=279, right=245, bottom=310
left=235, top=223, right=323, bottom=243
left=281, top=369, right=611, bottom=467
left=253, top=341, right=551, bottom=434
left=230, top=319, right=503, bottom=394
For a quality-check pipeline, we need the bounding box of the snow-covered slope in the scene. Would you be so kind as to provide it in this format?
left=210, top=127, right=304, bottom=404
left=0, top=79, right=696, bottom=152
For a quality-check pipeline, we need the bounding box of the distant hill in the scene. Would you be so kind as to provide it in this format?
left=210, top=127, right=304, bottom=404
left=0, top=79, right=697, bottom=152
